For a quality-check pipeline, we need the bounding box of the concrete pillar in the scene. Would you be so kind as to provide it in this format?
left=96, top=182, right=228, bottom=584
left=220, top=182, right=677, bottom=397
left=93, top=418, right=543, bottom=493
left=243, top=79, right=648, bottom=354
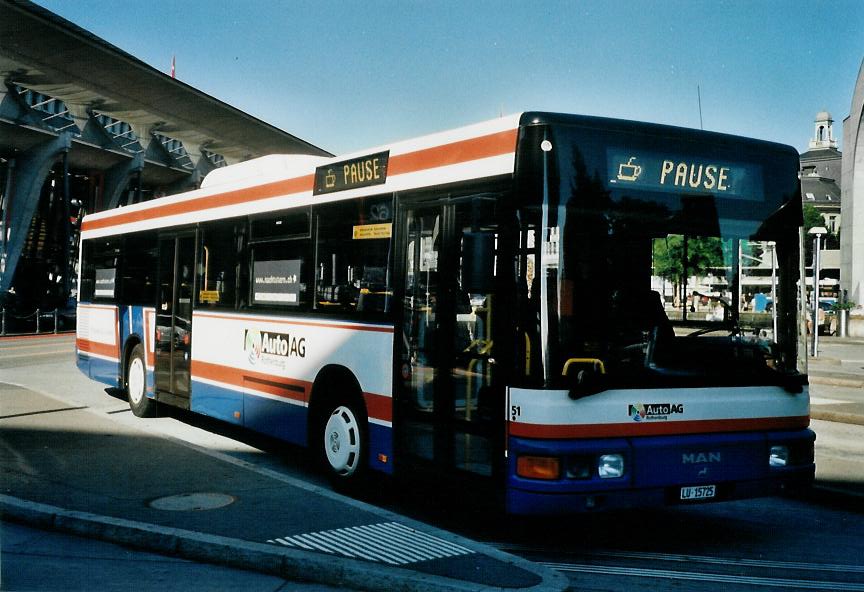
left=0, top=133, right=72, bottom=300
left=841, top=59, right=864, bottom=306
left=64, top=104, right=92, bottom=141
left=0, top=81, right=40, bottom=127
left=104, top=153, right=144, bottom=209
left=193, top=145, right=219, bottom=184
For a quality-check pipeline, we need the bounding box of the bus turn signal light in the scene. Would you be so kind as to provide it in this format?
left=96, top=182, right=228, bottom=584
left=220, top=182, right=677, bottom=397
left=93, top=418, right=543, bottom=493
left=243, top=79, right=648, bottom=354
left=517, top=455, right=561, bottom=480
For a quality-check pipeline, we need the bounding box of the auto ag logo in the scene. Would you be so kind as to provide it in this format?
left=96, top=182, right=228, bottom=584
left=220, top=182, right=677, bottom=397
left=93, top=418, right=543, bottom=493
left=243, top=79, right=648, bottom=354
left=244, top=329, right=262, bottom=365
left=243, top=328, right=306, bottom=369
left=629, top=402, right=684, bottom=422
left=629, top=404, right=646, bottom=422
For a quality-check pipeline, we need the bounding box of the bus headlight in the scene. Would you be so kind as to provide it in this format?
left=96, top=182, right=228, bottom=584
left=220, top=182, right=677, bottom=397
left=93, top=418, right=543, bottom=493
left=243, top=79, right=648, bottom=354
left=769, top=445, right=789, bottom=467
left=598, top=454, right=625, bottom=478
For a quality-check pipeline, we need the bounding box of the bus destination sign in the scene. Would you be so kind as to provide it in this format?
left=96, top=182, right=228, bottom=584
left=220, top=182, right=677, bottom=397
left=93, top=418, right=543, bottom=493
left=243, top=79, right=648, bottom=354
left=607, top=149, right=763, bottom=199
left=314, top=151, right=389, bottom=195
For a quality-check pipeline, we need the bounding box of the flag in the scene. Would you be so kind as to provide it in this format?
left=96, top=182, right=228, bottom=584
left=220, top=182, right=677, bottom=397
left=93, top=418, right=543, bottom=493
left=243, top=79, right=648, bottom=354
left=171, top=55, right=176, bottom=79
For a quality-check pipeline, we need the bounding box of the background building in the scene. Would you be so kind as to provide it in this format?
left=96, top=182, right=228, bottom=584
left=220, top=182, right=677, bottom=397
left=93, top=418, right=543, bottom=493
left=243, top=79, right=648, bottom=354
left=800, top=111, right=842, bottom=297
left=800, top=111, right=842, bottom=235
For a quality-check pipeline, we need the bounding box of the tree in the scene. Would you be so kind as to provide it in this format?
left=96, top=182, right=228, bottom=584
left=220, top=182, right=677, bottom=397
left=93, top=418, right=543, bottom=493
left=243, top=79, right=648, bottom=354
left=653, top=235, right=724, bottom=304
left=802, top=204, right=825, bottom=233
left=802, top=204, right=836, bottom=264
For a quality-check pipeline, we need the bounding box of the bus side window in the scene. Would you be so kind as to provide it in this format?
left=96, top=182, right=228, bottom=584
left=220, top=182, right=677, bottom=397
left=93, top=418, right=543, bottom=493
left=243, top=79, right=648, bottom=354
left=120, top=233, right=158, bottom=306
left=315, top=196, right=393, bottom=315
left=81, top=237, right=122, bottom=303
left=197, top=220, right=242, bottom=309
left=248, top=211, right=311, bottom=311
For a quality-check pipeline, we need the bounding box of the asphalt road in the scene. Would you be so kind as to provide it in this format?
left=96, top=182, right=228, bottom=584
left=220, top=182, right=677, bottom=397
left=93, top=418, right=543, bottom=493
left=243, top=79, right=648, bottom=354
left=3, top=334, right=863, bottom=592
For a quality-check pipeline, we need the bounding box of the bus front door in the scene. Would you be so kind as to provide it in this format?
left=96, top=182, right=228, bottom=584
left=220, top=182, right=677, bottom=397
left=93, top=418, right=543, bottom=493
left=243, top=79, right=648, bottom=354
left=155, top=234, right=195, bottom=406
left=399, top=199, right=500, bottom=480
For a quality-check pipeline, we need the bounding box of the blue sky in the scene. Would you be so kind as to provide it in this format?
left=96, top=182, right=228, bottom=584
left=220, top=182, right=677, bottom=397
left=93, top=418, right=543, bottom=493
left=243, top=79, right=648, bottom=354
left=35, top=0, right=864, bottom=156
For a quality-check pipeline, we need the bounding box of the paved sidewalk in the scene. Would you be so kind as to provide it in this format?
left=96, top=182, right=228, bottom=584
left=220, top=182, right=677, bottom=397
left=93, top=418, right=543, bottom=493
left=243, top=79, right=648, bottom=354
left=0, top=383, right=566, bottom=592
left=808, top=336, right=864, bottom=426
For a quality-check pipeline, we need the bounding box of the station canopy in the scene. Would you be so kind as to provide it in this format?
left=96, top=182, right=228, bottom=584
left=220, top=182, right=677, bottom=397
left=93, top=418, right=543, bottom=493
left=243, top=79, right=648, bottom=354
left=0, top=0, right=330, bottom=188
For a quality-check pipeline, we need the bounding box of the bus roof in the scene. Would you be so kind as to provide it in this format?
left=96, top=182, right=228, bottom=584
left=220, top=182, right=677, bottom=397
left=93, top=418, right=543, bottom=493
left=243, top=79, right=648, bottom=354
left=518, top=112, right=799, bottom=157
left=80, top=111, right=797, bottom=240
left=80, top=114, right=522, bottom=239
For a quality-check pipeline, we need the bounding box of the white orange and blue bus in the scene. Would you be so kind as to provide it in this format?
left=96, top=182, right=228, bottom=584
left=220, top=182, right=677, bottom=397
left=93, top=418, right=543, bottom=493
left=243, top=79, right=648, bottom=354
left=76, top=112, right=814, bottom=514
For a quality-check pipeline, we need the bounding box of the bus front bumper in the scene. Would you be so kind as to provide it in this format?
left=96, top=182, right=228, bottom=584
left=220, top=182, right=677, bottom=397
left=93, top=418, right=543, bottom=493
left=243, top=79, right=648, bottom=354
left=505, top=430, right=815, bottom=515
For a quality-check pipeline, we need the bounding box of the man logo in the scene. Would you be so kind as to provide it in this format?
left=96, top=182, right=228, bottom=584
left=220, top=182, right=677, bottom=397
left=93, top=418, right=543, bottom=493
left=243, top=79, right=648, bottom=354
left=682, top=452, right=722, bottom=464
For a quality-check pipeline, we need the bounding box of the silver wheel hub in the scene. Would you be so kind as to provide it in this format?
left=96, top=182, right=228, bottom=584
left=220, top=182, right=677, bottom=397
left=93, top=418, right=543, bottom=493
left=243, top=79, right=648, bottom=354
left=324, top=406, right=361, bottom=476
left=128, top=357, right=145, bottom=405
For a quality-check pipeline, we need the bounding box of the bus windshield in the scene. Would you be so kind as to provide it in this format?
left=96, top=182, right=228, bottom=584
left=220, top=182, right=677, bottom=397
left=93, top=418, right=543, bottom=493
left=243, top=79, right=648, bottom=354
left=517, top=123, right=804, bottom=390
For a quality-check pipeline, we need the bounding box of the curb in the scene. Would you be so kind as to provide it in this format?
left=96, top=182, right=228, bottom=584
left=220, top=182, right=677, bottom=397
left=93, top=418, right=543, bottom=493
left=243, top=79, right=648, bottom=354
left=0, top=495, right=568, bottom=592
left=808, top=375, right=864, bottom=388
left=810, top=409, right=864, bottom=427
left=0, top=331, right=75, bottom=342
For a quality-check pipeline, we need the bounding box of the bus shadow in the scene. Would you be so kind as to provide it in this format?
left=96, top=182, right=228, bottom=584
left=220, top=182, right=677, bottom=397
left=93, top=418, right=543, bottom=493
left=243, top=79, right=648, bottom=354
left=103, top=387, right=321, bottom=485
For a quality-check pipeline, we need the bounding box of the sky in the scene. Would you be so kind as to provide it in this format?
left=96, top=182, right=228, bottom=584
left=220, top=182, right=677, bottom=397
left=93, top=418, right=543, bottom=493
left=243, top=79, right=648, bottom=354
left=33, top=0, right=864, bottom=157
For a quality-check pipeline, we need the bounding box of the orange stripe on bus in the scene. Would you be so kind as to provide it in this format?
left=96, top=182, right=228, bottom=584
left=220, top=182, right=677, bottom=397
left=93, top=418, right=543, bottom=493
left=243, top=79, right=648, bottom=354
left=388, top=129, right=518, bottom=176
left=191, top=360, right=309, bottom=403
left=76, top=338, right=118, bottom=359
left=508, top=416, right=810, bottom=439
left=81, top=129, right=517, bottom=234
left=363, top=392, right=393, bottom=423
left=82, top=174, right=315, bottom=232
left=144, top=310, right=155, bottom=367
left=191, top=359, right=393, bottom=423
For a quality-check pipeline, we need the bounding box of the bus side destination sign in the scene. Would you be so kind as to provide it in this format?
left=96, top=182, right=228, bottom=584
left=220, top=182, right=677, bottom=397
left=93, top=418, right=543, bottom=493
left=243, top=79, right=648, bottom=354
left=314, top=151, right=389, bottom=195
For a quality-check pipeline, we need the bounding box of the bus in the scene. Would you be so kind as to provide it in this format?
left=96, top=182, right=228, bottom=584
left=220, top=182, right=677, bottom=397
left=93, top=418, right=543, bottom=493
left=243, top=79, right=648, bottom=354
left=76, top=112, right=814, bottom=514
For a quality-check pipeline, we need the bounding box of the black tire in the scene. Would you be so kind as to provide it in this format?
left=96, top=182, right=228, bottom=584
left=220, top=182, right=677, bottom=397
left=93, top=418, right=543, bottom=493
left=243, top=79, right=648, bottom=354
left=319, top=396, right=368, bottom=489
left=127, top=344, right=156, bottom=418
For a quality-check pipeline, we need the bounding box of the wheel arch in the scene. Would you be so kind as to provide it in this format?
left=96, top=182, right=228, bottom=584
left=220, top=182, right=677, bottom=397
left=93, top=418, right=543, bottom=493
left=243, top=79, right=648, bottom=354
left=307, top=364, right=367, bottom=446
left=120, top=334, right=143, bottom=388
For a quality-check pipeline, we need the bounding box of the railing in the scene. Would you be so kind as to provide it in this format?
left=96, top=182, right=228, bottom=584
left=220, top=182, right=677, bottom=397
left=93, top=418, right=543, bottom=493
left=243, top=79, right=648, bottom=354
left=0, top=307, right=68, bottom=336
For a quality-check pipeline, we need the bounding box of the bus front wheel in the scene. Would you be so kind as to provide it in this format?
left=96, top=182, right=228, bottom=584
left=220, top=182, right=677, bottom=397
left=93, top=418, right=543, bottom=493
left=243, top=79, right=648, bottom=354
left=320, top=399, right=368, bottom=487
left=127, top=344, right=156, bottom=418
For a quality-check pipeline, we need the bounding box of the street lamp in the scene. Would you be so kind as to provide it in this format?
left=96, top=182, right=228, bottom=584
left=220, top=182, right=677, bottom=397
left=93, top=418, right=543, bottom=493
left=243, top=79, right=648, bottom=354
left=765, top=241, right=777, bottom=340
left=809, top=226, right=828, bottom=358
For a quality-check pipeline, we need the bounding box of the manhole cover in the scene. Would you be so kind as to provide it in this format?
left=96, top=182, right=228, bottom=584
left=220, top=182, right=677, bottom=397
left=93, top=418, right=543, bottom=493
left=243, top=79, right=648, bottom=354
left=148, top=492, right=236, bottom=511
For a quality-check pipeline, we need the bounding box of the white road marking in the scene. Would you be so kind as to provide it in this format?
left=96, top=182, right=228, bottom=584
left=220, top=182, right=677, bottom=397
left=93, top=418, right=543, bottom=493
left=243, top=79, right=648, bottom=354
left=267, top=522, right=474, bottom=565
left=545, top=562, right=864, bottom=590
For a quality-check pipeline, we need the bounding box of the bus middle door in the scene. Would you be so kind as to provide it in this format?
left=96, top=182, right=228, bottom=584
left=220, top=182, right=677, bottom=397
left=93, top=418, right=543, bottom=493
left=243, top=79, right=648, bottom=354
left=399, top=198, right=499, bottom=480
left=155, top=233, right=195, bottom=407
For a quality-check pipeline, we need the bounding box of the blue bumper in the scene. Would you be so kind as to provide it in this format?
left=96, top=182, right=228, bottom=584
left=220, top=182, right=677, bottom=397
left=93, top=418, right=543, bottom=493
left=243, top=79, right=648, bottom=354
left=506, top=429, right=815, bottom=515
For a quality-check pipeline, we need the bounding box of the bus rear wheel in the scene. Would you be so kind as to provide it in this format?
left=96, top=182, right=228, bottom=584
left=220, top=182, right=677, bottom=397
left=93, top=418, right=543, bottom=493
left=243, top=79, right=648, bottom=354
left=127, top=344, right=156, bottom=418
left=320, top=400, right=367, bottom=488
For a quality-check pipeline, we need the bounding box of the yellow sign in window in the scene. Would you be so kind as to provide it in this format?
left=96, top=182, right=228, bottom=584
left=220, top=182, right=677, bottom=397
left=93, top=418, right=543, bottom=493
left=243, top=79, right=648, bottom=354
left=353, top=223, right=392, bottom=240
left=199, top=290, right=220, bottom=303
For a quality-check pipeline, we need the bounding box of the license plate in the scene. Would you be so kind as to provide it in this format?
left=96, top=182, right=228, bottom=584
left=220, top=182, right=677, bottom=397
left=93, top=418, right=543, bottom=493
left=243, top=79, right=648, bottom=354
left=680, top=485, right=716, bottom=500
